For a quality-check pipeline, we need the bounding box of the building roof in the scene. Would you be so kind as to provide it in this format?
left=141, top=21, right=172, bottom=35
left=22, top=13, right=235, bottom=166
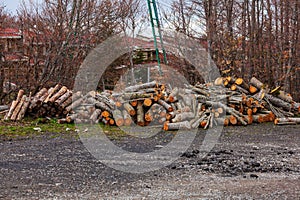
left=0, top=28, right=22, bottom=39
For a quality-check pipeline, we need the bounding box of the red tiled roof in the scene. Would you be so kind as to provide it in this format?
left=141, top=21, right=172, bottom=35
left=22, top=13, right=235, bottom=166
left=0, top=28, right=22, bottom=38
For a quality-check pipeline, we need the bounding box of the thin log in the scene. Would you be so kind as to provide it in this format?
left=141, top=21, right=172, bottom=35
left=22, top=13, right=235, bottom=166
left=163, top=121, right=191, bottom=131
left=4, top=100, right=19, bottom=120
left=171, top=112, right=194, bottom=123
left=16, top=96, right=31, bottom=121
left=16, top=90, right=24, bottom=102
left=274, top=118, right=300, bottom=125
left=44, top=84, right=61, bottom=103
left=49, top=86, right=68, bottom=103
left=90, top=109, right=102, bottom=123
left=125, top=81, right=158, bottom=92
left=157, top=99, right=173, bottom=112
left=11, top=95, right=26, bottom=121
left=55, top=90, right=72, bottom=107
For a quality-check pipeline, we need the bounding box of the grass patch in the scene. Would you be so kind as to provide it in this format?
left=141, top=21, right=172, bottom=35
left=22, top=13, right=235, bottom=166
left=0, top=117, right=77, bottom=139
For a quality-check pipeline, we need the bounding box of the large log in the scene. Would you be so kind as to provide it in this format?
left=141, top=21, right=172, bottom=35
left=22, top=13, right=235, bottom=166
left=113, top=109, right=124, bottom=127
left=122, top=110, right=132, bottom=126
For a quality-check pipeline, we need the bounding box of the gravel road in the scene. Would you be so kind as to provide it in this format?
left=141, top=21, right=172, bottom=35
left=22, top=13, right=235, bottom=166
left=0, top=123, right=299, bottom=199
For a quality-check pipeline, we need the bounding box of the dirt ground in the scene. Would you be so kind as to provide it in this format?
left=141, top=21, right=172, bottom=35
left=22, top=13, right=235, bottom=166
left=0, top=123, right=299, bottom=199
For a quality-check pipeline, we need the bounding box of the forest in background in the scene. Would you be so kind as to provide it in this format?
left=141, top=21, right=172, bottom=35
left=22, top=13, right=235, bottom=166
left=0, top=0, right=299, bottom=101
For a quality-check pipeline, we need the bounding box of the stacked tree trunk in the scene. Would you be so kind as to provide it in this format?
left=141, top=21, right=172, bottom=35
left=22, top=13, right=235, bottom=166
left=4, top=90, right=31, bottom=121
left=3, top=77, right=300, bottom=129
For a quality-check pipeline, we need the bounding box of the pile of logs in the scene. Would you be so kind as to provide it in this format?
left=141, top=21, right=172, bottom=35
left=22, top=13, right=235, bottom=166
left=4, top=84, right=74, bottom=120
left=3, top=77, right=300, bottom=128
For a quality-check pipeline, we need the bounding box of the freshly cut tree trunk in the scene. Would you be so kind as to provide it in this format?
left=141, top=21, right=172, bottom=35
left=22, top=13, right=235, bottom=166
left=229, top=115, right=237, bottom=125
left=113, top=109, right=124, bottom=127
left=136, top=101, right=145, bottom=126
left=29, top=88, right=48, bottom=110
left=235, top=78, right=249, bottom=90
left=273, top=90, right=293, bottom=103
left=274, top=118, right=300, bottom=125
left=65, top=97, right=85, bottom=113
left=168, top=87, right=179, bottom=102
left=250, top=77, right=264, bottom=89
left=249, top=85, right=258, bottom=94
left=253, top=112, right=276, bottom=123
left=163, top=121, right=191, bottom=131
left=123, top=103, right=136, bottom=116
left=130, top=100, right=138, bottom=107
left=158, top=99, right=173, bottom=112
left=122, top=110, right=132, bottom=126
left=143, top=98, right=153, bottom=107
left=144, top=109, right=153, bottom=122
